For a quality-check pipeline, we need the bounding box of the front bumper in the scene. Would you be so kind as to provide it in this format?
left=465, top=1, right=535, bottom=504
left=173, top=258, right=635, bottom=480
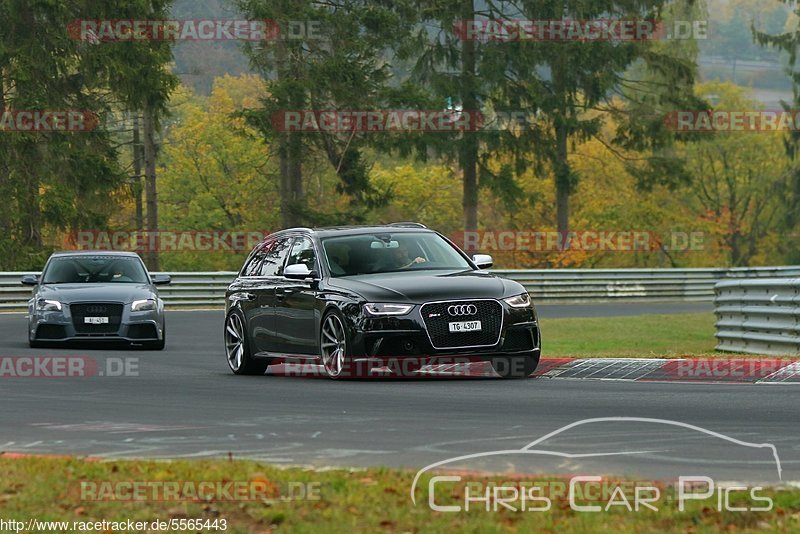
left=351, top=301, right=540, bottom=363
left=28, top=302, right=164, bottom=344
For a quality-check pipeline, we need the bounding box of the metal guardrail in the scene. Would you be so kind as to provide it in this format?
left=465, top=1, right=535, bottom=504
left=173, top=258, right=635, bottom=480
left=494, top=266, right=800, bottom=302
left=3, top=266, right=800, bottom=311
left=714, top=278, right=800, bottom=356
left=0, top=272, right=236, bottom=311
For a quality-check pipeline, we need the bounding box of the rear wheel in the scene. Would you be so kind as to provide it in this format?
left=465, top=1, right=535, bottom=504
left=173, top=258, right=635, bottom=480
left=225, top=310, right=269, bottom=375
left=491, top=353, right=539, bottom=379
left=320, top=311, right=351, bottom=379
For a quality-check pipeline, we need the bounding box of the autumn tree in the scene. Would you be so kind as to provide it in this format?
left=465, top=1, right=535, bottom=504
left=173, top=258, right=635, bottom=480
left=158, top=76, right=277, bottom=270
left=679, top=83, right=787, bottom=266
left=0, top=0, right=174, bottom=270
left=236, top=0, right=416, bottom=226
left=754, top=0, right=800, bottom=262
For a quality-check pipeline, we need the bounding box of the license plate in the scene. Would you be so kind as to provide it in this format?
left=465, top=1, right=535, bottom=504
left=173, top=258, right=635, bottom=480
left=449, top=320, right=481, bottom=333
left=84, top=317, right=109, bottom=324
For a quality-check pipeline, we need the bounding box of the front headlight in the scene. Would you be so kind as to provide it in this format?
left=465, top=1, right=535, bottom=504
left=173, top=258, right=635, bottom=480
left=363, top=303, right=414, bottom=316
left=503, top=293, right=532, bottom=308
left=36, top=299, right=62, bottom=312
left=131, top=299, right=157, bottom=312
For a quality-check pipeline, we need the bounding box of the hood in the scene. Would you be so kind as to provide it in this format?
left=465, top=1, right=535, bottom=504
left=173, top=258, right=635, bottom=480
left=327, top=270, right=524, bottom=303
left=37, top=283, right=156, bottom=304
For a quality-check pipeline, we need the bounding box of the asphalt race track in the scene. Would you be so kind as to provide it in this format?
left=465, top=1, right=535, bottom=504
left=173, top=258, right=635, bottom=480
left=1, top=304, right=797, bottom=485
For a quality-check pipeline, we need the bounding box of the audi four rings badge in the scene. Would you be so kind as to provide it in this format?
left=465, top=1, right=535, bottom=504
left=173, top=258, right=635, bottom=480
left=447, top=304, right=477, bottom=316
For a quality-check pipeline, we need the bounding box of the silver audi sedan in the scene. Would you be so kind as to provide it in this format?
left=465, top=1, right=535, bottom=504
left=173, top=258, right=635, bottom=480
left=23, top=251, right=170, bottom=349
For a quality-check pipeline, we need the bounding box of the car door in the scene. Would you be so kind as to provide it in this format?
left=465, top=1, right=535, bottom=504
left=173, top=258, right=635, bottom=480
left=230, top=240, right=273, bottom=354
left=273, top=236, right=319, bottom=355
left=251, top=236, right=293, bottom=354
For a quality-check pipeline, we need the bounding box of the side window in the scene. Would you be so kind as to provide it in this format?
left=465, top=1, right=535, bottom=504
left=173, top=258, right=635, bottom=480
left=241, top=240, right=272, bottom=277
left=285, top=237, right=317, bottom=271
left=259, top=237, right=292, bottom=277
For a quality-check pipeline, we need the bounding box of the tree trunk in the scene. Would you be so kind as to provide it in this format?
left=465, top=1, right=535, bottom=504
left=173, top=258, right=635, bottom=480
left=552, top=58, right=571, bottom=234
left=555, top=120, right=570, bottom=234
left=143, top=104, right=160, bottom=271
left=274, top=38, right=305, bottom=228
left=277, top=134, right=303, bottom=228
left=460, top=0, right=478, bottom=242
left=132, top=111, right=144, bottom=232
left=278, top=137, right=292, bottom=228
left=288, top=132, right=303, bottom=224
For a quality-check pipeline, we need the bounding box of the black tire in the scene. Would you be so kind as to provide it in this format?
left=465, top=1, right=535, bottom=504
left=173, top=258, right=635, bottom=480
left=225, top=309, right=269, bottom=375
left=146, top=324, right=166, bottom=350
left=491, top=353, right=540, bottom=379
left=319, top=309, right=353, bottom=379
left=28, top=325, right=43, bottom=348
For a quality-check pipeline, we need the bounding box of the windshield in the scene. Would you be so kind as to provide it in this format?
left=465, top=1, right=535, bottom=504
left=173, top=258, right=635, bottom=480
left=42, top=255, right=149, bottom=284
left=321, top=232, right=471, bottom=277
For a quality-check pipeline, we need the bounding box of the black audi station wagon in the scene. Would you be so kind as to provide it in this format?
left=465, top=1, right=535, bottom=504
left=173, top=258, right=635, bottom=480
left=224, top=223, right=540, bottom=379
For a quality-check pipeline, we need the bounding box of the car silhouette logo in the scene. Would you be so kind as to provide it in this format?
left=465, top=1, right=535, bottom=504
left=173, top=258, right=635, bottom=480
left=447, top=304, right=477, bottom=316
left=410, top=417, right=784, bottom=506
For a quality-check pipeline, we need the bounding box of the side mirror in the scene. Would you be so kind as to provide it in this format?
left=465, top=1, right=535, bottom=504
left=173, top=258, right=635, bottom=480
left=284, top=263, right=318, bottom=280
left=152, top=274, right=171, bottom=285
left=472, top=254, right=493, bottom=269
left=21, top=274, right=39, bottom=286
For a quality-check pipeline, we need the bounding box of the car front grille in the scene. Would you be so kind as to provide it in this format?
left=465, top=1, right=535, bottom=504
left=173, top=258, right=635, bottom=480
left=70, top=303, right=124, bottom=334
left=420, top=299, right=503, bottom=350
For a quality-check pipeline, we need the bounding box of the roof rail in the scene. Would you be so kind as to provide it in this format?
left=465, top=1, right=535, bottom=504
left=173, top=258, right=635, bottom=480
left=387, top=222, right=427, bottom=229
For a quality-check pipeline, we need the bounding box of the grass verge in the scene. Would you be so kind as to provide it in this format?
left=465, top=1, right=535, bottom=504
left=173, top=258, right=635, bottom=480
left=540, top=312, right=721, bottom=358
left=1, top=456, right=798, bottom=533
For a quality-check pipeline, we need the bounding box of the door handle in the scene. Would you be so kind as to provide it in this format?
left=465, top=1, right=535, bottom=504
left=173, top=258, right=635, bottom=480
left=276, top=288, right=292, bottom=300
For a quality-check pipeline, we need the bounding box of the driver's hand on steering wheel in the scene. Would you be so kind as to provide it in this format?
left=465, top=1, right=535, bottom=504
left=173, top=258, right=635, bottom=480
left=403, top=256, right=426, bottom=268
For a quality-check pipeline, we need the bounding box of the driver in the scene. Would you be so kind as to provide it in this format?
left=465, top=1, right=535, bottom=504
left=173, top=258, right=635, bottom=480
left=389, top=243, right=426, bottom=269
left=111, top=262, right=135, bottom=282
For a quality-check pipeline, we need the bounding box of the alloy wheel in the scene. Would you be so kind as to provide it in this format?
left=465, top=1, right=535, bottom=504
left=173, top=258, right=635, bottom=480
left=225, top=313, right=245, bottom=371
left=321, top=314, right=347, bottom=378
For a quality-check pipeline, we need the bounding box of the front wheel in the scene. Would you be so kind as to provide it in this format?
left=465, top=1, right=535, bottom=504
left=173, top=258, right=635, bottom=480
left=320, top=310, right=352, bottom=379
left=146, top=324, right=166, bottom=350
left=225, top=310, right=269, bottom=375
left=491, top=353, right=539, bottom=379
